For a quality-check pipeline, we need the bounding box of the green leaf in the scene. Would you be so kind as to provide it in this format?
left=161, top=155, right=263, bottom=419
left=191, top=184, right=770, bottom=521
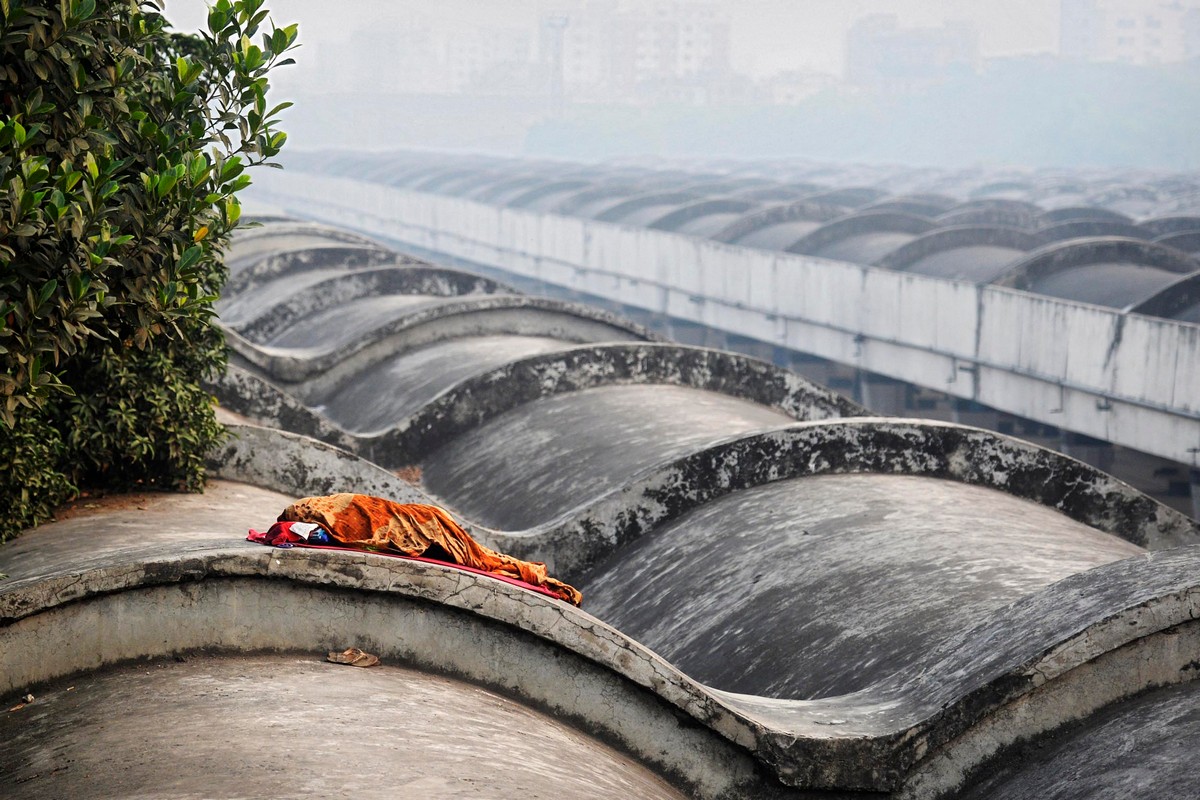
left=177, top=244, right=203, bottom=273
left=37, top=280, right=58, bottom=309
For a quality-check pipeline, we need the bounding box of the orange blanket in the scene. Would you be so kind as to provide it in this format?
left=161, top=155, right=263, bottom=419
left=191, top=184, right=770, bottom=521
left=279, top=494, right=582, bottom=606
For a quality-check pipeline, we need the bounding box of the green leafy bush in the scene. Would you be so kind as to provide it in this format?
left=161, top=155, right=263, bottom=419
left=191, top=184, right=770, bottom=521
left=0, top=0, right=297, bottom=541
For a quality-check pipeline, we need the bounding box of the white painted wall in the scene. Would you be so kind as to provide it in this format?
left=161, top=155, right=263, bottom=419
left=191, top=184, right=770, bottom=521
left=251, top=171, right=1200, bottom=468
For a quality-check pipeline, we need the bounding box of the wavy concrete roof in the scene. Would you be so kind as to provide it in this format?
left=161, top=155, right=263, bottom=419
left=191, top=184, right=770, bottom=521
left=875, top=225, right=1044, bottom=280
left=301, top=151, right=1200, bottom=320
left=995, top=238, right=1199, bottom=309
left=786, top=211, right=936, bottom=262
left=6, top=218, right=1200, bottom=799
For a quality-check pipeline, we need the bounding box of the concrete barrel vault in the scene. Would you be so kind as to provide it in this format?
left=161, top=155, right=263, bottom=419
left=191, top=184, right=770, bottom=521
left=7, top=215, right=1200, bottom=800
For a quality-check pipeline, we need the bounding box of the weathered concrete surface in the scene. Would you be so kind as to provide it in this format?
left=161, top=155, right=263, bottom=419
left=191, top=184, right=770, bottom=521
left=366, top=343, right=864, bottom=463
left=212, top=372, right=362, bottom=454
left=225, top=265, right=512, bottom=342
left=418, top=384, right=794, bottom=530
left=953, top=681, right=1200, bottom=800
left=216, top=341, right=863, bottom=461
left=225, top=223, right=381, bottom=268
left=217, top=265, right=355, bottom=327
left=1142, top=215, right=1200, bottom=236
left=648, top=199, right=757, bottom=233
left=594, top=191, right=702, bottom=223
left=786, top=212, right=935, bottom=258
left=864, top=195, right=957, bottom=218
left=6, top=448, right=1200, bottom=795
left=256, top=172, right=1200, bottom=469
left=579, top=473, right=1143, bottom=699
left=936, top=205, right=1040, bottom=230
left=205, top=413, right=1198, bottom=588
left=876, top=226, right=1041, bottom=278
left=885, top=547, right=1200, bottom=799
left=897, top=245, right=1026, bottom=281
left=0, top=495, right=823, bottom=798
left=726, top=218, right=826, bottom=250
left=226, top=243, right=407, bottom=294
left=206, top=425, right=431, bottom=509
left=994, top=237, right=1197, bottom=307
left=450, top=415, right=1199, bottom=557
left=711, top=201, right=841, bottom=245
left=224, top=295, right=655, bottom=385
left=262, top=293, right=457, bottom=349
left=1034, top=262, right=1186, bottom=308
left=0, top=656, right=687, bottom=800
left=1039, top=206, right=1133, bottom=225
left=1037, top=219, right=1152, bottom=242
left=0, top=481, right=292, bottom=589
left=1130, top=271, right=1200, bottom=322
left=316, top=334, right=574, bottom=433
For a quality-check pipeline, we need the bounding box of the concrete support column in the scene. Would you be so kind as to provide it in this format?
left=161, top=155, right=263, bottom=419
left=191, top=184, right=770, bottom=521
left=1191, top=469, right=1200, bottom=522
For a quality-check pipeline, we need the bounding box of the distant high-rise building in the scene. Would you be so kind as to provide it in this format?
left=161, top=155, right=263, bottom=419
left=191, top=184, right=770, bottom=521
left=445, top=27, right=534, bottom=93
left=844, top=15, right=979, bottom=89
left=1060, top=0, right=1200, bottom=64
left=541, top=0, right=732, bottom=103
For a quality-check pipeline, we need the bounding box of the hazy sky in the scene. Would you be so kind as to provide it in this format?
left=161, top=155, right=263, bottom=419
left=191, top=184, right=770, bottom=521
left=164, top=0, right=1061, bottom=78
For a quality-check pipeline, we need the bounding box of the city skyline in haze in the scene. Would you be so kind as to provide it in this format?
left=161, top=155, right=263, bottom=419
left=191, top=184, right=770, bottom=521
left=165, top=0, right=1062, bottom=79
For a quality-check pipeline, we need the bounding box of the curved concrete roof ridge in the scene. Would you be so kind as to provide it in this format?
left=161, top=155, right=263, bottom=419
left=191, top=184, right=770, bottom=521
left=1154, top=230, right=1200, bottom=255
left=709, top=199, right=844, bottom=244
left=506, top=179, right=591, bottom=208
left=860, top=193, right=959, bottom=218
left=1038, top=205, right=1134, bottom=225
left=226, top=265, right=515, bottom=341
left=9, top=424, right=1200, bottom=796
left=366, top=342, right=867, bottom=450
left=1126, top=270, right=1200, bottom=319
left=1035, top=219, right=1153, bottom=243
left=224, top=244, right=418, bottom=295
left=935, top=206, right=1042, bottom=230
left=647, top=198, right=758, bottom=232
left=785, top=211, right=937, bottom=255
left=0, top=544, right=786, bottom=798
left=515, top=418, right=1200, bottom=575
left=231, top=219, right=383, bottom=248
left=213, top=340, right=865, bottom=459
left=875, top=225, right=1044, bottom=271
left=208, top=396, right=1199, bottom=580
left=992, top=236, right=1200, bottom=293
left=222, top=294, right=659, bottom=383
left=1140, top=214, right=1200, bottom=236
left=593, top=191, right=704, bottom=223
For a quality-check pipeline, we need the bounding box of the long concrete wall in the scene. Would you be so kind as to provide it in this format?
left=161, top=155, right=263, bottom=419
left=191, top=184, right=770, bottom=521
left=252, top=172, right=1200, bottom=468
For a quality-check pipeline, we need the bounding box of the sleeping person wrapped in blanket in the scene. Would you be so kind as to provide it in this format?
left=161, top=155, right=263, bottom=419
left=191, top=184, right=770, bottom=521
left=259, top=493, right=582, bottom=606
